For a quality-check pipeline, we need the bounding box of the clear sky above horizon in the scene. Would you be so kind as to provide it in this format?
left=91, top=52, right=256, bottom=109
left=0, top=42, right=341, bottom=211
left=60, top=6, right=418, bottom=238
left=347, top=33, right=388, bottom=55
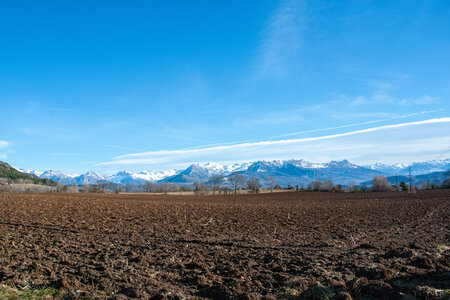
left=1, top=0, right=449, bottom=173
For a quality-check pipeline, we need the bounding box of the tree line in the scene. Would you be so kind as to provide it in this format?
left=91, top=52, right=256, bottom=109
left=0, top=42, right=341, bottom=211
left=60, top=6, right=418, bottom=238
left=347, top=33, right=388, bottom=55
left=67, top=171, right=450, bottom=194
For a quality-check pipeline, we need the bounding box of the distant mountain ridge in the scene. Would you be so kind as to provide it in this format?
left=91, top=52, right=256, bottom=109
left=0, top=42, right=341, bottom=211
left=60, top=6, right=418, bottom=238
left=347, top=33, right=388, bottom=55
left=231, top=159, right=380, bottom=187
left=15, top=158, right=450, bottom=187
left=360, top=171, right=448, bottom=188
left=364, top=159, right=450, bottom=175
left=30, top=169, right=178, bottom=185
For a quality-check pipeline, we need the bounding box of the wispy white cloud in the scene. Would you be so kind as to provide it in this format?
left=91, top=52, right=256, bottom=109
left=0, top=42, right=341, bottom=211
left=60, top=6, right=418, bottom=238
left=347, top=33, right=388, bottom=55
left=0, top=140, right=11, bottom=160
left=25, top=101, right=80, bottom=114
left=115, top=118, right=450, bottom=158
left=347, top=94, right=438, bottom=106
left=101, top=144, right=142, bottom=152
left=256, top=0, right=306, bottom=78
left=280, top=110, right=442, bottom=137
left=342, top=81, right=439, bottom=106
left=96, top=118, right=450, bottom=168
left=0, top=140, right=10, bottom=148
left=397, top=95, right=438, bottom=105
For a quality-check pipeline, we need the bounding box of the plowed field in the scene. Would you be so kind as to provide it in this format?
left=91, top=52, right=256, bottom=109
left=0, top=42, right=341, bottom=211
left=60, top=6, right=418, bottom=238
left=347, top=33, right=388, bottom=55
left=0, top=191, right=449, bottom=299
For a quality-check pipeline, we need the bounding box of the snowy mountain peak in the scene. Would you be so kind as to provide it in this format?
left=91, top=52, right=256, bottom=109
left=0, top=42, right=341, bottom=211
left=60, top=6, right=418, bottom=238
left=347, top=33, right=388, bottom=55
left=107, top=169, right=177, bottom=184
left=325, top=160, right=358, bottom=169
left=23, top=169, right=44, bottom=177
left=191, top=162, right=250, bottom=174
left=84, top=171, right=102, bottom=176
left=364, top=163, right=404, bottom=174
left=199, top=162, right=227, bottom=172
left=41, top=170, right=78, bottom=178
left=288, top=159, right=325, bottom=169
left=37, top=170, right=79, bottom=185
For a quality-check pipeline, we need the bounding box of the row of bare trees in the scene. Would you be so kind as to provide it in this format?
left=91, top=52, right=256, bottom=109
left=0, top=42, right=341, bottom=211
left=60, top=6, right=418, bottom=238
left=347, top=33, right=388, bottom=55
left=206, top=174, right=262, bottom=194
left=78, top=174, right=423, bottom=194
left=307, top=176, right=392, bottom=193
left=308, top=174, right=448, bottom=193
left=15, top=170, right=446, bottom=194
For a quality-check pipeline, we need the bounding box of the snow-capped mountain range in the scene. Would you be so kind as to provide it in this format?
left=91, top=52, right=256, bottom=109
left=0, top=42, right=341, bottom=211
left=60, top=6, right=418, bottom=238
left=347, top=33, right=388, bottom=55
left=19, top=158, right=450, bottom=187
left=363, top=159, right=450, bottom=175
left=24, top=169, right=178, bottom=185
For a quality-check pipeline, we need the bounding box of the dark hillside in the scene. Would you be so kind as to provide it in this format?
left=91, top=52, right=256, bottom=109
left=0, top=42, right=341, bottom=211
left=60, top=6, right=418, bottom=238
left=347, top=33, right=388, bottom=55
left=0, top=161, right=56, bottom=185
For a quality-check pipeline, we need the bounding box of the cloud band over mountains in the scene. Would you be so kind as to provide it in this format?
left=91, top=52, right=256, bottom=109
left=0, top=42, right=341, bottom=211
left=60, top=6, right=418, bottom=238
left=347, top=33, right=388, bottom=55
left=96, top=118, right=450, bottom=169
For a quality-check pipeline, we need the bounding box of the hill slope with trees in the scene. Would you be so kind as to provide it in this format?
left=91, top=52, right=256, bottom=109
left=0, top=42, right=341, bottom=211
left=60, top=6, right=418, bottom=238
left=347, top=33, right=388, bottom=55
left=0, top=161, right=56, bottom=186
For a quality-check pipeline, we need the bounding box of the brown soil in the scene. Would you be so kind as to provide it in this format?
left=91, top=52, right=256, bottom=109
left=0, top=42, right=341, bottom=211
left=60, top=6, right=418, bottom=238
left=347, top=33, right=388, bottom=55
left=0, top=190, right=449, bottom=299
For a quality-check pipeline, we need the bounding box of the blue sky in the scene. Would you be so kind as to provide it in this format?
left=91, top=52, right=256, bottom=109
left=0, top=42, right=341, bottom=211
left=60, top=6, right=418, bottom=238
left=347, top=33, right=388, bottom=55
left=0, top=0, right=449, bottom=173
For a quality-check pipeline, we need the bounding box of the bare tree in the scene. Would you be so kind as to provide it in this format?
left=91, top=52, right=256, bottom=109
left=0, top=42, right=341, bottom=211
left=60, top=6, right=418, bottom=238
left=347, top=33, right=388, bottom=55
left=143, top=181, right=153, bottom=193
left=149, top=182, right=158, bottom=192
left=159, top=182, right=171, bottom=195
left=96, top=180, right=107, bottom=193
left=208, top=175, right=224, bottom=195
left=345, top=182, right=357, bottom=193
left=371, top=175, right=392, bottom=192
left=72, top=182, right=78, bottom=192
left=124, top=182, right=133, bottom=193
left=170, top=183, right=180, bottom=192
left=320, top=179, right=334, bottom=191
left=63, top=181, right=79, bottom=193
left=308, top=180, right=322, bottom=191
left=83, top=183, right=91, bottom=193
left=193, top=182, right=209, bottom=195
left=266, top=176, right=275, bottom=192
left=228, top=173, right=246, bottom=194
left=417, top=180, right=430, bottom=190
left=222, top=186, right=230, bottom=195
left=56, top=182, right=63, bottom=192
left=193, top=182, right=200, bottom=195
left=247, top=177, right=262, bottom=193
left=105, top=182, right=115, bottom=192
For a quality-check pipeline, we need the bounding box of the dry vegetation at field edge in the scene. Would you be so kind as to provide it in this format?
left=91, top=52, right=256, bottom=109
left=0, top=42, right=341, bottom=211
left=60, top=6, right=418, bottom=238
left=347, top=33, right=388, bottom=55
left=0, top=190, right=449, bottom=299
